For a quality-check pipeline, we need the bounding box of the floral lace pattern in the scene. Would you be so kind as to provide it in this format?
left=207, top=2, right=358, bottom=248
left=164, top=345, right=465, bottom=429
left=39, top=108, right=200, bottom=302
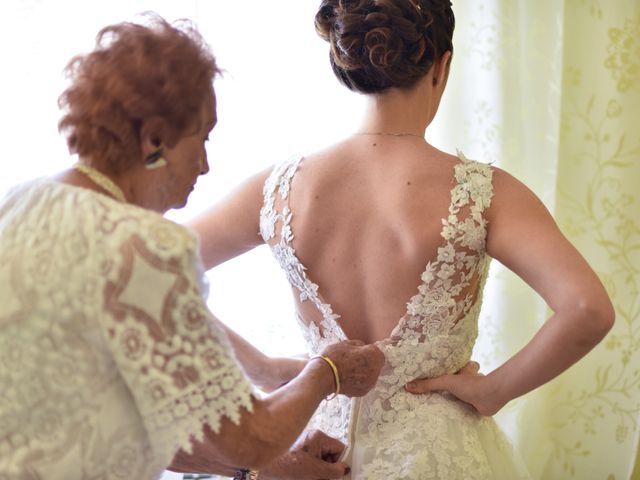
left=260, top=153, right=530, bottom=479
left=0, top=180, right=254, bottom=479
left=260, top=157, right=347, bottom=347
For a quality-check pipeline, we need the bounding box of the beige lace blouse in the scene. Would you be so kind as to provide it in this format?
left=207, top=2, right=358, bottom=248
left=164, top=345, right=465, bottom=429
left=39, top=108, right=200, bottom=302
left=0, top=179, right=254, bottom=479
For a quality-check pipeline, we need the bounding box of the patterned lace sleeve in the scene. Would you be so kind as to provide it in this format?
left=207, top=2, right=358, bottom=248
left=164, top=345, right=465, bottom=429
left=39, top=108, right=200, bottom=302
left=99, top=216, right=255, bottom=465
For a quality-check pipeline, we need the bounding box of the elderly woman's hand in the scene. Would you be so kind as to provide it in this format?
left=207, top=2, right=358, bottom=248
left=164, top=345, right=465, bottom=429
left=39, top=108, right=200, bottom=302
left=319, top=340, right=385, bottom=397
left=258, top=430, right=350, bottom=479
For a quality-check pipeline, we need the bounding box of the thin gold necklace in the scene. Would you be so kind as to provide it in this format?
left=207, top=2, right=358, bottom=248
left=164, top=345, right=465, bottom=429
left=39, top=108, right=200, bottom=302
left=72, top=163, right=126, bottom=202
left=355, top=132, right=425, bottom=138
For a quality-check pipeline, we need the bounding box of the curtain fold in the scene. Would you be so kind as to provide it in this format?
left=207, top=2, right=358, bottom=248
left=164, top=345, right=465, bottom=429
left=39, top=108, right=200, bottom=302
left=433, top=1, right=640, bottom=478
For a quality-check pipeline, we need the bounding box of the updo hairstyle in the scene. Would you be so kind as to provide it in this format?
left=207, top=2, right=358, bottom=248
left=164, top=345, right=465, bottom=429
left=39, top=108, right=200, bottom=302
left=58, top=14, right=219, bottom=174
left=315, top=0, right=454, bottom=94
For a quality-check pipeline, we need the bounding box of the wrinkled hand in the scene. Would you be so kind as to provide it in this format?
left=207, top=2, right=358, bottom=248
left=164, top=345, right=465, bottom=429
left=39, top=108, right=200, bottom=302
left=258, top=430, right=349, bottom=480
left=320, top=340, right=385, bottom=397
left=404, top=361, right=503, bottom=416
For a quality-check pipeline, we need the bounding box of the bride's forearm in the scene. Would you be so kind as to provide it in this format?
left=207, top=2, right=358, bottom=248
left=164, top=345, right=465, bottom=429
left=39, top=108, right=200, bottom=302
left=214, top=317, right=306, bottom=390
left=406, top=300, right=614, bottom=416
left=216, top=319, right=270, bottom=378
left=484, top=303, right=614, bottom=411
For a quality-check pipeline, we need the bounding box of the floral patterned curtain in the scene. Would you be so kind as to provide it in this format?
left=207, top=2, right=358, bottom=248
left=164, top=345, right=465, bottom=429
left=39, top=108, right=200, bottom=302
left=431, top=1, right=639, bottom=478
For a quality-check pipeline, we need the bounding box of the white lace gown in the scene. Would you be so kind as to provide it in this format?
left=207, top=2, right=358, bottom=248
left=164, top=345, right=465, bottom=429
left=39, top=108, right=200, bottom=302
left=260, top=154, right=532, bottom=479
left=0, top=179, right=254, bottom=479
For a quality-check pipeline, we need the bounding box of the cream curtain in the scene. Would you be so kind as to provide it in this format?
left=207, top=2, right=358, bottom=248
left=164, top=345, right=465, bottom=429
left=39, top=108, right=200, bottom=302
left=431, top=1, right=640, bottom=478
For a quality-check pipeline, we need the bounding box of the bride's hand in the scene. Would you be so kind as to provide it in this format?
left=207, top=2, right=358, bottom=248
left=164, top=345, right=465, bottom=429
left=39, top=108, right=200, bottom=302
left=404, top=361, right=504, bottom=416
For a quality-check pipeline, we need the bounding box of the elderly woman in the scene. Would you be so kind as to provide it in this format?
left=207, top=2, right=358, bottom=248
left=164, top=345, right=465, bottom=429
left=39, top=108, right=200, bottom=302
left=0, top=16, right=384, bottom=479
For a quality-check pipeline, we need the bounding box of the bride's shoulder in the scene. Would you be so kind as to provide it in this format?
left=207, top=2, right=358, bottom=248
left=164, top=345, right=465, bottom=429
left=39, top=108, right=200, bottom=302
left=301, top=140, right=350, bottom=164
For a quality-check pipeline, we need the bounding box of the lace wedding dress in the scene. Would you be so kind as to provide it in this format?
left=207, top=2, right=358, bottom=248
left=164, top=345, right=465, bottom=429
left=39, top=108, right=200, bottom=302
left=0, top=179, right=254, bottom=479
left=260, top=154, right=531, bottom=479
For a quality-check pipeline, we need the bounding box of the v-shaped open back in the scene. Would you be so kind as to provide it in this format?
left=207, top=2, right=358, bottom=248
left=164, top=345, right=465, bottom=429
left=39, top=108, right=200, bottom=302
left=259, top=151, right=494, bottom=349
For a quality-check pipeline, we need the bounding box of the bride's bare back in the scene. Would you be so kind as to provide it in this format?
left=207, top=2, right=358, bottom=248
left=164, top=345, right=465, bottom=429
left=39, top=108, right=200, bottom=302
left=286, top=137, right=465, bottom=343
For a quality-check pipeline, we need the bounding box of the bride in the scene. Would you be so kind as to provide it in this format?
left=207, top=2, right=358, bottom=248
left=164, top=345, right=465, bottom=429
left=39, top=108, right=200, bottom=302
left=190, top=0, right=614, bottom=478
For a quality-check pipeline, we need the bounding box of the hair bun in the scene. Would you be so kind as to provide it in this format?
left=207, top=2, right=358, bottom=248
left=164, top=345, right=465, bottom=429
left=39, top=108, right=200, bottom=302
left=315, top=0, right=454, bottom=94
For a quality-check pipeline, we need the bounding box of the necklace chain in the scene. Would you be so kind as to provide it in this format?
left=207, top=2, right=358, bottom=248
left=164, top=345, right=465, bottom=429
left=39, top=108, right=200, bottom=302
left=355, top=132, right=425, bottom=138
left=72, top=163, right=126, bottom=202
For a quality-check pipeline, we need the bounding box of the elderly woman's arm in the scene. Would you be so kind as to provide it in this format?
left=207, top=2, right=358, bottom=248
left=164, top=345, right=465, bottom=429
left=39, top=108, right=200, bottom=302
left=172, top=339, right=383, bottom=472
left=102, top=218, right=384, bottom=476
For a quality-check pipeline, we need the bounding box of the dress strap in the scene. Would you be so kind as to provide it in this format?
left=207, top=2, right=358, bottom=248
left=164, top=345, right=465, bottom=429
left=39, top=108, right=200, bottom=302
left=259, top=156, right=304, bottom=242
left=258, top=155, right=346, bottom=343
left=451, top=150, right=494, bottom=219
left=404, top=152, right=494, bottom=333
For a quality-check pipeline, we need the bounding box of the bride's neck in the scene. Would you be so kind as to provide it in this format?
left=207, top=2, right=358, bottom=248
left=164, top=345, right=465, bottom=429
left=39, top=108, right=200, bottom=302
left=358, top=78, right=438, bottom=136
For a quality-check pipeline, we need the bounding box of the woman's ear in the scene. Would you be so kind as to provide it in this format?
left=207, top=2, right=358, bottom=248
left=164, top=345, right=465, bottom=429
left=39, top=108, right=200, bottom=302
left=139, top=117, right=167, bottom=159
left=433, top=50, right=453, bottom=87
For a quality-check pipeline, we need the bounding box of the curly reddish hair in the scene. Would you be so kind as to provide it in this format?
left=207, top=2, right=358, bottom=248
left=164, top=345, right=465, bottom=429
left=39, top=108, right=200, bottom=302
left=58, top=14, right=219, bottom=174
left=315, top=0, right=454, bottom=94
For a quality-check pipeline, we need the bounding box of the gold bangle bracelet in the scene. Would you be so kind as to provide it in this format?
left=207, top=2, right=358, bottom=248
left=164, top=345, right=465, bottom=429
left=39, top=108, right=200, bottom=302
left=311, top=355, right=341, bottom=400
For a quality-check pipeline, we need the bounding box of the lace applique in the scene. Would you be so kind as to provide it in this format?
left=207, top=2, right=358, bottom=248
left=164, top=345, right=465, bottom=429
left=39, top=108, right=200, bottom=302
left=260, top=156, right=346, bottom=344
left=259, top=153, right=530, bottom=479
left=403, top=152, right=494, bottom=337
left=353, top=392, right=525, bottom=479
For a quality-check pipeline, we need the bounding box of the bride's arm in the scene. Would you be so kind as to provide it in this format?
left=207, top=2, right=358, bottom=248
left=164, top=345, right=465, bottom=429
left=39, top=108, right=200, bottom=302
left=189, top=165, right=306, bottom=390
left=188, top=166, right=272, bottom=270
left=406, top=166, right=615, bottom=415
